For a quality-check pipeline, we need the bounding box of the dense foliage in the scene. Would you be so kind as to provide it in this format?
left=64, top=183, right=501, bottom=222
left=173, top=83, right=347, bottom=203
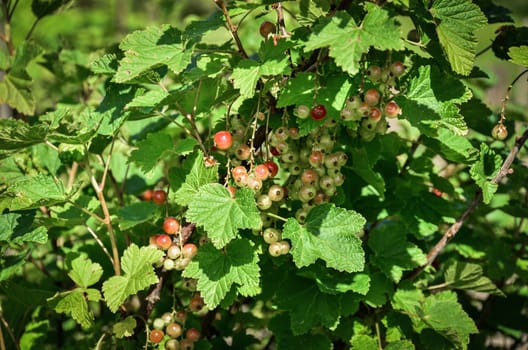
left=1, top=0, right=528, bottom=349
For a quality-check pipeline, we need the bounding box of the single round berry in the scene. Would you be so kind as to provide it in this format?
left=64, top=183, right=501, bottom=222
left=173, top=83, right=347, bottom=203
left=186, top=328, right=201, bottom=342
left=268, top=185, right=285, bottom=201
left=180, top=339, right=193, bottom=350
left=270, top=146, right=281, bottom=156
left=298, top=184, right=317, bottom=202
left=295, top=105, right=310, bottom=119
left=310, top=105, right=327, bottom=120
left=308, top=150, right=324, bottom=168
left=367, top=65, right=382, bottom=82
left=492, top=123, right=508, bottom=140
left=153, top=317, right=165, bottom=330
left=301, top=169, right=319, bottom=185
left=152, top=189, right=167, bottom=205
left=364, top=89, right=380, bottom=106
left=278, top=240, right=290, bottom=255
left=369, top=107, right=382, bottom=122
left=268, top=242, right=282, bottom=257
left=247, top=177, right=263, bottom=191
left=214, top=131, right=233, bottom=150
left=257, top=194, right=273, bottom=210
left=253, top=164, right=270, bottom=180
left=235, top=144, right=251, bottom=160
left=182, top=243, right=198, bottom=259
left=163, top=258, right=175, bottom=270
left=149, top=329, right=164, bottom=344
left=259, top=21, right=276, bottom=38
left=384, top=100, right=401, bottom=118
left=263, top=228, right=281, bottom=244
left=289, top=127, right=300, bottom=139
left=167, top=245, right=182, bottom=259
left=156, top=234, right=173, bottom=250
left=189, top=294, right=205, bottom=312
left=231, top=165, right=248, bottom=181
left=390, top=61, right=406, bottom=77
left=163, top=217, right=181, bottom=235
left=264, top=160, right=279, bottom=178
left=165, top=339, right=180, bottom=350
left=161, top=312, right=173, bottom=325
left=142, top=189, right=153, bottom=201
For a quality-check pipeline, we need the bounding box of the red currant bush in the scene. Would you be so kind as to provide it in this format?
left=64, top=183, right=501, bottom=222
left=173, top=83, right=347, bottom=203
left=214, top=130, right=233, bottom=150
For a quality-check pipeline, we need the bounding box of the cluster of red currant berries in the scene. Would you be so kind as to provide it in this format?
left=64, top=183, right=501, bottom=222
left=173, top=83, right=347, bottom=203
left=149, top=217, right=198, bottom=271
left=338, top=61, right=406, bottom=141
left=141, top=188, right=168, bottom=205
left=149, top=308, right=201, bottom=349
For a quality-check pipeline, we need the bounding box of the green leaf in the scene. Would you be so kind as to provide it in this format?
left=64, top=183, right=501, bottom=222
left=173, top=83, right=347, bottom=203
left=368, top=223, right=427, bottom=282
left=90, top=53, right=118, bottom=74
left=349, top=147, right=385, bottom=198
left=115, top=25, right=192, bottom=83
left=186, top=184, right=261, bottom=248
left=0, top=119, right=48, bottom=150
left=0, top=212, right=48, bottom=245
left=508, top=45, right=528, bottom=66
left=113, top=316, right=137, bottom=338
left=67, top=255, right=103, bottom=288
left=31, top=0, right=70, bottom=18
left=231, top=39, right=292, bottom=99
left=0, top=253, right=28, bottom=281
left=282, top=203, right=366, bottom=272
left=351, top=335, right=378, bottom=350
left=117, top=201, right=162, bottom=230
left=443, top=261, right=505, bottom=296
left=126, top=88, right=169, bottom=110
left=469, top=143, right=502, bottom=204
left=304, top=4, right=403, bottom=75
left=182, top=239, right=260, bottom=308
left=421, top=291, right=478, bottom=349
left=430, top=0, right=487, bottom=75
left=298, top=264, right=370, bottom=295
left=277, top=73, right=316, bottom=108
left=0, top=174, right=67, bottom=212
left=0, top=74, right=35, bottom=115
left=102, top=244, right=164, bottom=312
left=48, top=288, right=100, bottom=329
left=275, top=275, right=341, bottom=335
left=129, top=132, right=173, bottom=173
left=170, top=150, right=218, bottom=206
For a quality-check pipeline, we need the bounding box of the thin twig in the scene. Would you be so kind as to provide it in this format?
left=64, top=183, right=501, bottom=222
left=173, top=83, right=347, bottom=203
left=67, top=162, right=78, bottom=191
left=499, top=69, right=528, bottom=123
left=67, top=200, right=106, bottom=224
left=214, top=0, right=248, bottom=58
left=0, top=312, right=19, bottom=350
left=408, top=128, right=528, bottom=279
left=274, top=3, right=289, bottom=37
left=25, top=17, right=42, bottom=41
left=86, top=226, right=114, bottom=266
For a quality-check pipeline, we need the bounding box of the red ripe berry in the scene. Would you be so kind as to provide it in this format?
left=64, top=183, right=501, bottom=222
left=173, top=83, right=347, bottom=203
left=141, top=189, right=153, bottom=201
left=186, top=328, right=201, bottom=342
left=163, top=217, right=181, bottom=235
left=182, top=243, right=198, bottom=259
left=308, top=150, right=324, bottom=167
left=156, top=234, right=172, bottom=250
left=214, top=131, right=233, bottom=150
left=259, top=21, right=276, bottom=38
left=390, top=61, right=406, bottom=77
left=264, top=160, right=279, bottom=177
left=152, top=189, right=167, bottom=205
left=384, top=100, right=401, bottom=118
left=149, top=329, right=164, bottom=343
left=270, top=146, right=281, bottom=156
left=432, top=188, right=443, bottom=197
left=253, top=164, right=270, bottom=180
left=231, top=165, right=247, bottom=181
left=369, top=107, right=382, bottom=122
left=364, top=89, right=380, bottom=106
left=310, top=105, right=327, bottom=120
left=189, top=294, right=205, bottom=312
left=166, top=322, right=183, bottom=338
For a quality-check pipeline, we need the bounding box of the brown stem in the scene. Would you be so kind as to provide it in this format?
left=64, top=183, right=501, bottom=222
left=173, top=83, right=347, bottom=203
left=408, top=128, right=528, bottom=279
left=214, top=0, right=248, bottom=58
left=0, top=312, right=19, bottom=350
left=274, top=3, right=289, bottom=37
left=499, top=69, right=528, bottom=123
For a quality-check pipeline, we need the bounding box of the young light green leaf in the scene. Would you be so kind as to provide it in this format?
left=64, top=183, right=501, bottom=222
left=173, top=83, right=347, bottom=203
left=117, top=201, right=162, bottom=230
left=443, top=261, right=505, bottom=296
left=351, top=335, right=378, bottom=350
left=0, top=174, right=67, bottom=212
left=115, top=25, right=192, bottom=83
left=368, top=223, right=427, bottom=282
left=170, top=150, right=218, bottom=206
left=186, top=184, right=261, bottom=248
left=113, top=316, right=137, bottom=338
left=469, top=143, right=502, bottom=204
left=129, top=132, right=173, bottom=173
left=430, top=0, right=487, bottom=75
left=182, top=239, right=260, bottom=308
left=48, top=289, right=100, bottom=329
left=0, top=74, right=35, bottom=115
left=68, top=255, right=103, bottom=288
left=282, top=203, right=365, bottom=272
left=102, top=244, right=164, bottom=312
left=304, top=4, right=403, bottom=75
left=421, top=291, right=478, bottom=349
left=508, top=45, right=528, bottom=66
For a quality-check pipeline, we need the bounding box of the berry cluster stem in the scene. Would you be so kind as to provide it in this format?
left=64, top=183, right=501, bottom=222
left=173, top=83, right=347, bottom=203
left=214, top=0, right=248, bottom=58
